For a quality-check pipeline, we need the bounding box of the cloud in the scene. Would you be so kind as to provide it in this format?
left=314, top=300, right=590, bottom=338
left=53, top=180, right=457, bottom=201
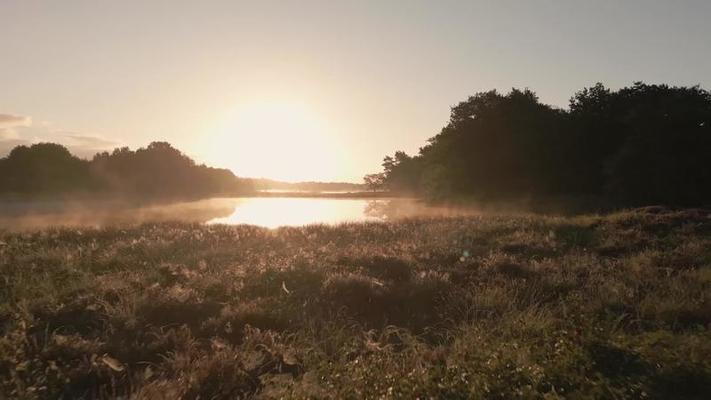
left=62, top=133, right=120, bottom=158
left=0, top=114, right=31, bottom=127
left=0, top=113, right=120, bottom=159
left=0, top=113, right=32, bottom=139
left=64, top=134, right=119, bottom=149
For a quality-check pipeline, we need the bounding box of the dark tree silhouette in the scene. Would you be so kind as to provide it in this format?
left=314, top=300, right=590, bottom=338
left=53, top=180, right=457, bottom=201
left=596, top=83, right=711, bottom=205
left=363, top=173, right=385, bottom=192
left=371, top=82, right=711, bottom=208
left=0, top=143, right=91, bottom=194
left=0, top=141, right=253, bottom=199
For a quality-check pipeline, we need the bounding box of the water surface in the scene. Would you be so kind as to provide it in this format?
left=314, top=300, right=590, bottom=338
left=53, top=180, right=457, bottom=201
left=0, top=197, right=470, bottom=230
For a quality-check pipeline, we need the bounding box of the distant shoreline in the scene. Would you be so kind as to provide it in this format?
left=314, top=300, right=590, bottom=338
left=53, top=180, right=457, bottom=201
left=0, top=190, right=399, bottom=206
left=0, top=191, right=404, bottom=221
left=251, top=190, right=397, bottom=199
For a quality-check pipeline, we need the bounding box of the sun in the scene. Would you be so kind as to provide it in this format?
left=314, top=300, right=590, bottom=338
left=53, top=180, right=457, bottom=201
left=207, top=100, right=340, bottom=182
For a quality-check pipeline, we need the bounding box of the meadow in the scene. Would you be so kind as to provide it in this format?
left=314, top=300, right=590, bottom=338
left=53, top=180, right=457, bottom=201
left=1, top=207, right=709, bottom=399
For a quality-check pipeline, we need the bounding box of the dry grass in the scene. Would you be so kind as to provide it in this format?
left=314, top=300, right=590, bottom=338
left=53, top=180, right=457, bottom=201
left=1, top=208, right=710, bottom=398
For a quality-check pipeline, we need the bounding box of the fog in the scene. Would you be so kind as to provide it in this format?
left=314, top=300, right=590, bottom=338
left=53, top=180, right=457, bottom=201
left=0, top=197, right=477, bottom=231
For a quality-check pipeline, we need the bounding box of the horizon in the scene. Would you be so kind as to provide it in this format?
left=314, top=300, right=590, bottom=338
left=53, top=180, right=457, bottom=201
left=2, top=1, right=711, bottom=182
left=0, top=139, right=364, bottom=185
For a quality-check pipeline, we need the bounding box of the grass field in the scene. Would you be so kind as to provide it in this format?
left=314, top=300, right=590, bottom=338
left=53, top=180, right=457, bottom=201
left=1, top=207, right=710, bottom=399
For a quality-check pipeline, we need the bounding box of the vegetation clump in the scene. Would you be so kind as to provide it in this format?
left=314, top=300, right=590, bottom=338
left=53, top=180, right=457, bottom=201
left=1, top=208, right=710, bottom=398
left=0, top=141, right=252, bottom=199
left=370, top=82, right=711, bottom=208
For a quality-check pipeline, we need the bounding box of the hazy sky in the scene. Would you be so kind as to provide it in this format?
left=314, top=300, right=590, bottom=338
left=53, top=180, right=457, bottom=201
left=1, top=1, right=709, bottom=182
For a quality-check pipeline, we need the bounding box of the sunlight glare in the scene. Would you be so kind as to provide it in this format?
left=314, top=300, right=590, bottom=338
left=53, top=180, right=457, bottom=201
left=206, top=197, right=380, bottom=228
left=209, top=100, right=340, bottom=182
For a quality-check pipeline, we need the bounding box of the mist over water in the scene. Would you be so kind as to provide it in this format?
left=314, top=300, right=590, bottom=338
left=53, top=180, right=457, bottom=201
left=0, top=197, right=473, bottom=231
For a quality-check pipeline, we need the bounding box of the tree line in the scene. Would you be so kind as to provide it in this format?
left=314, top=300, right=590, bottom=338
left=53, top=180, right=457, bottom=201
left=366, top=82, right=711, bottom=208
left=0, top=141, right=253, bottom=199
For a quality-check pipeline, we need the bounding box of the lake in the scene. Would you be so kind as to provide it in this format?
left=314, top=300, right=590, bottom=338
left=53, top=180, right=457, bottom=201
left=0, top=197, right=472, bottom=230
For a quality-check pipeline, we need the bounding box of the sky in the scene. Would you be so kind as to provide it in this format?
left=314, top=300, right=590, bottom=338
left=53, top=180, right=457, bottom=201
left=1, top=0, right=710, bottom=182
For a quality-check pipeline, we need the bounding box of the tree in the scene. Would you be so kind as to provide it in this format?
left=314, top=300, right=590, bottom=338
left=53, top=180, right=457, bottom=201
left=0, top=143, right=91, bottom=194
left=369, top=82, right=711, bottom=207
left=599, top=83, right=711, bottom=205
left=0, top=141, right=253, bottom=199
left=363, top=173, right=385, bottom=192
left=378, top=151, right=422, bottom=193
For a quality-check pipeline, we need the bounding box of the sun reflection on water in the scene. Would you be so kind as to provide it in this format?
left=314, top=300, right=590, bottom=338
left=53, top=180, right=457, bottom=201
left=206, top=197, right=383, bottom=228
left=0, top=197, right=471, bottom=231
